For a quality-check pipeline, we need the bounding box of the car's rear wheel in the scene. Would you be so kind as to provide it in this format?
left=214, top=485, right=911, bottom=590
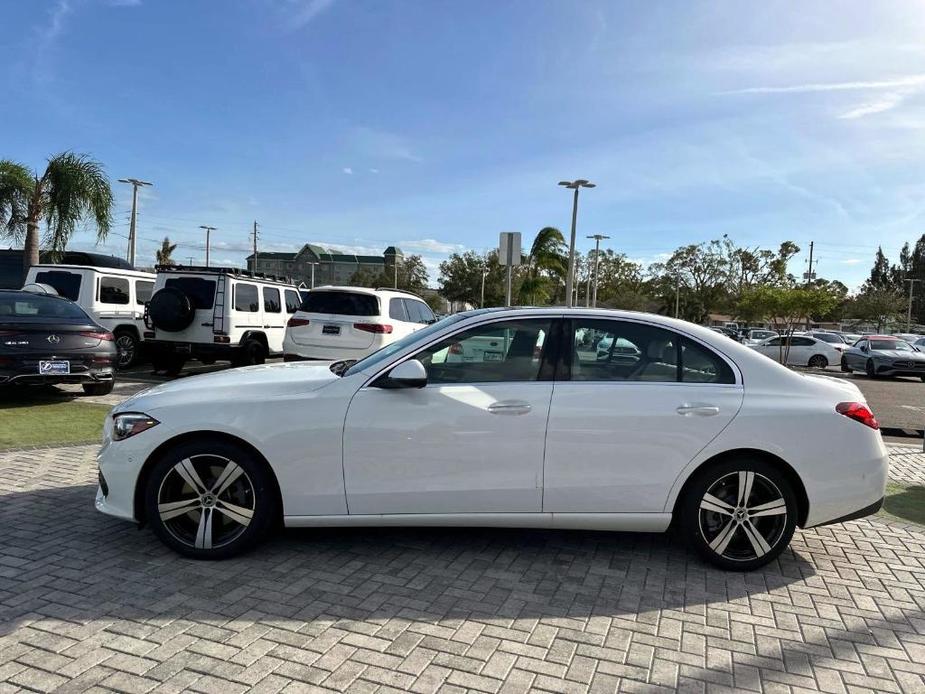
left=114, top=329, right=138, bottom=369
left=81, top=381, right=114, bottom=396
left=680, top=457, right=797, bottom=571
left=152, top=353, right=186, bottom=377
left=144, top=438, right=277, bottom=559
left=808, top=354, right=828, bottom=369
left=866, top=359, right=878, bottom=379
left=234, top=339, right=267, bottom=367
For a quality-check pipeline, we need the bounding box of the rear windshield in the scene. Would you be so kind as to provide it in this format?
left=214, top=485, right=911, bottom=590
left=301, top=291, right=379, bottom=316
left=165, top=277, right=216, bottom=309
left=34, top=271, right=82, bottom=301
left=0, top=293, right=90, bottom=321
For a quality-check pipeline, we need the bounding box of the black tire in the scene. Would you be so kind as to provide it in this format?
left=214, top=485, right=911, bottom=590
left=148, top=287, right=195, bottom=333
left=143, top=437, right=278, bottom=559
left=866, top=359, right=878, bottom=379
left=920, top=375, right=925, bottom=383
left=152, top=353, right=186, bottom=377
left=808, top=355, right=828, bottom=369
left=81, top=381, right=114, bottom=396
left=840, top=356, right=850, bottom=373
left=679, top=456, right=798, bottom=571
left=114, top=329, right=139, bottom=369
left=234, top=338, right=267, bottom=367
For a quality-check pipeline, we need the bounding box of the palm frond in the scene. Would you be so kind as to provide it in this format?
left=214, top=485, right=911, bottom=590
left=0, top=160, right=35, bottom=239
left=42, top=152, right=113, bottom=253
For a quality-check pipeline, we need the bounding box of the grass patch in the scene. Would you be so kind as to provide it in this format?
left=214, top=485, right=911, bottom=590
left=0, top=399, right=110, bottom=450
left=880, top=481, right=925, bottom=526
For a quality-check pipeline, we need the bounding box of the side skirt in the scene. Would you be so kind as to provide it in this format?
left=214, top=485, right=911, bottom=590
left=284, top=512, right=672, bottom=533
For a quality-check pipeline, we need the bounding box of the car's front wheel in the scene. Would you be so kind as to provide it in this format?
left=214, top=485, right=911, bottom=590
left=81, top=381, right=114, bottom=396
left=680, top=457, right=797, bottom=571
left=143, top=438, right=278, bottom=559
left=840, top=356, right=850, bottom=372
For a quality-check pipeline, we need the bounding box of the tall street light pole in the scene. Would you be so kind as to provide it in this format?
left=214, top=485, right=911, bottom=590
left=586, top=234, right=610, bottom=308
left=558, top=179, right=596, bottom=307
left=480, top=267, right=489, bottom=308
left=117, top=178, right=152, bottom=267
left=906, top=278, right=921, bottom=332
left=199, top=225, right=216, bottom=267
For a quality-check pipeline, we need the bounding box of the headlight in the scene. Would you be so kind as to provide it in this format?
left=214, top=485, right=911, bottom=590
left=112, top=412, right=159, bottom=441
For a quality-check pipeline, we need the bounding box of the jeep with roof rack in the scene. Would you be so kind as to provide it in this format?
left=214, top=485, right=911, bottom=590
left=143, top=265, right=302, bottom=375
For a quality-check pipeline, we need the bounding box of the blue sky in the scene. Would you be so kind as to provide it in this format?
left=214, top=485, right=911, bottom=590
left=3, top=0, right=925, bottom=288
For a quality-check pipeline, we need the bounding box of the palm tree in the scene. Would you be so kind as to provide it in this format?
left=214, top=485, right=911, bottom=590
left=518, top=226, right=568, bottom=304
left=0, top=152, right=113, bottom=281
left=156, top=237, right=178, bottom=266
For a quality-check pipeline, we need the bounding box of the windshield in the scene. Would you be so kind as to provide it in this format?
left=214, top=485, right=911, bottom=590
left=813, top=333, right=844, bottom=343
left=0, top=293, right=92, bottom=321
left=870, top=339, right=913, bottom=351
left=344, top=313, right=469, bottom=376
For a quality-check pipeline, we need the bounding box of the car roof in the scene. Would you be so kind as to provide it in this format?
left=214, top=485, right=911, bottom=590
left=0, top=289, right=71, bottom=301
left=867, top=335, right=898, bottom=340
left=31, top=264, right=156, bottom=279
left=308, top=285, right=427, bottom=299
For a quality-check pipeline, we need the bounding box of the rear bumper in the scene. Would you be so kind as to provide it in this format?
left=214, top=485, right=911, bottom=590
left=145, top=339, right=238, bottom=361
left=0, top=353, right=115, bottom=385
left=282, top=335, right=379, bottom=361
left=812, top=497, right=883, bottom=527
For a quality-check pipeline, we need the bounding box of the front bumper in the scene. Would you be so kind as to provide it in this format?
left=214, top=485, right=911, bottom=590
left=873, top=361, right=925, bottom=377
left=95, top=421, right=156, bottom=523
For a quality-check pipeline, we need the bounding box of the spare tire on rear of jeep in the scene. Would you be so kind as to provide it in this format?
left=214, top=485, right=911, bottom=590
left=148, top=286, right=195, bottom=332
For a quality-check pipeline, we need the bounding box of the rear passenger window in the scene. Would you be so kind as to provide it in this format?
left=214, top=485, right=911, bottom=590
left=99, top=277, right=130, bottom=305
left=389, top=298, right=408, bottom=321
left=404, top=300, right=433, bottom=324
left=136, top=280, right=154, bottom=305
left=284, top=290, right=301, bottom=313
left=263, top=287, right=281, bottom=313
left=680, top=338, right=735, bottom=384
left=234, top=283, right=259, bottom=312
left=571, top=319, right=678, bottom=382
left=34, top=271, right=81, bottom=301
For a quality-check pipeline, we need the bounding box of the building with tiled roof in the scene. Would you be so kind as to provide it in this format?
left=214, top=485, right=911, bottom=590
left=246, top=244, right=402, bottom=287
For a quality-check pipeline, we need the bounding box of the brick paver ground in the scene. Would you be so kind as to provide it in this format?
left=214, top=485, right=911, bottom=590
left=1, top=445, right=925, bottom=694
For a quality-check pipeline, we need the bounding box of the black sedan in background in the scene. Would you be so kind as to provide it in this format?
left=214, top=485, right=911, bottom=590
left=0, top=290, right=116, bottom=395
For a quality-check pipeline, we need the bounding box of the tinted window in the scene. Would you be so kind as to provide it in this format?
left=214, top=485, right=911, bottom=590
left=234, top=283, right=259, bottom=312
left=99, top=276, right=130, bottom=305
left=263, top=287, right=281, bottom=313
left=414, top=319, right=552, bottom=384
left=418, top=302, right=436, bottom=323
left=136, top=280, right=154, bottom=305
left=811, top=333, right=842, bottom=344
left=681, top=338, right=735, bottom=384
left=0, top=293, right=90, bottom=320
left=765, top=337, right=781, bottom=346
left=791, top=337, right=814, bottom=346
left=405, top=300, right=434, bottom=324
left=34, top=271, right=82, bottom=301
left=389, top=298, right=408, bottom=321
left=573, top=319, right=678, bottom=382
left=284, top=290, right=301, bottom=313
left=870, top=339, right=912, bottom=351
left=302, top=291, right=378, bottom=316
left=165, top=277, right=215, bottom=309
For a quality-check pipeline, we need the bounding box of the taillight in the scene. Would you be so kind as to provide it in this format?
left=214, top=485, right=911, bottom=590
left=81, top=331, right=114, bottom=341
left=836, top=402, right=879, bottom=430
left=287, top=318, right=310, bottom=328
left=354, top=323, right=393, bottom=334
left=448, top=342, right=463, bottom=355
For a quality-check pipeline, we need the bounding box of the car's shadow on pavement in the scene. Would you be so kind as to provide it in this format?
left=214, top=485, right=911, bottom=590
left=0, top=483, right=819, bottom=636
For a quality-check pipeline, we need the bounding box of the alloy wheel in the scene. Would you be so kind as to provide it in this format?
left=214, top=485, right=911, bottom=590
left=115, top=334, right=136, bottom=368
left=698, top=471, right=788, bottom=563
left=156, top=454, right=255, bottom=550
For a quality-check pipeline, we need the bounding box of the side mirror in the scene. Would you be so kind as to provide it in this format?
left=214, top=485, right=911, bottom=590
left=376, top=359, right=428, bottom=389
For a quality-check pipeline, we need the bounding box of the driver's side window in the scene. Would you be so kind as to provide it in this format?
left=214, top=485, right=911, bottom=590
left=412, top=319, right=552, bottom=384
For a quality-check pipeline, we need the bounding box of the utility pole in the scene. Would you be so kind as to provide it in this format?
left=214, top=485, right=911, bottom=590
left=480, top=267, right=488, bottom=308
left=252, top=220, right=259, bottom=272
left=199, top=225, right=216, bottom=267
left=558, top=179, right=596, bottom=307
left=675, top=276, right=681, bottom=319
left=805, top=241, right=815, bottom=286
left=310, top=262, right=317, bottom=289
left=187, top=256, right=195, bottom=266
left=117, top=178, right=152, bottom=267
left=394, top=259, right=399, bottom=289
left=906, top=278, right=921, bottom=332
left=586, top=234, right=610, bottom=308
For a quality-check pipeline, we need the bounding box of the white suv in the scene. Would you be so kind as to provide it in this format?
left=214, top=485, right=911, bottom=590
left=283, top=286, right=436, bottom=361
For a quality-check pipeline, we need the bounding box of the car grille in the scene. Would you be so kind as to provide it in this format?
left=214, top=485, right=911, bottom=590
left=892, top=361, right=925, bottom=369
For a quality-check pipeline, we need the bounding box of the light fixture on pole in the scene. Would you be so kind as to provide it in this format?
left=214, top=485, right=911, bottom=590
left=198, top=225, right=216, bottom=267
left=905, top=278, right=921, bottom=332
left=558, top=179, right=596, bottom=307
left=117, top=178, right=152, bottom=266
left=586, top=234, right=610, bottom=308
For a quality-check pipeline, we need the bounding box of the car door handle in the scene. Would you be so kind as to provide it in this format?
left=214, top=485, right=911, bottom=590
left=676, top=403, right=720, bottom=417
left=488, top=401, right=532, bottom=415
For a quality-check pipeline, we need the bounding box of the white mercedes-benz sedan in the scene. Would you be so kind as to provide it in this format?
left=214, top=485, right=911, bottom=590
left=96, top=308, right=888, bottom=570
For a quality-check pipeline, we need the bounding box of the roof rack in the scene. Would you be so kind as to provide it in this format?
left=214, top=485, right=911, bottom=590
left=375, top=287, right=424, bottom=299
left=155, top=264, right=292, bottom=284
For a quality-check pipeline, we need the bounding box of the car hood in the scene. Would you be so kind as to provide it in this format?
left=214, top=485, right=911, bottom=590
left=871, top=349, right=925, bottom=360
left=116, top=362, right=340, bottom=413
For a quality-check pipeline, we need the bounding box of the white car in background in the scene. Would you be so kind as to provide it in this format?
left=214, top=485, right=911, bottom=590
left=806, top=331, right=849, bottom=353
left=283, top=287, right=435, bottom=361
left=749, top=334, right=842, bottom=368
left=741, top=329, right=778, bottom=346
left=97, top=307, right=887, bottom=571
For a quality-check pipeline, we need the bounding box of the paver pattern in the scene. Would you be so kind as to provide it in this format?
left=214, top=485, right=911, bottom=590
left=1, top=444, right=925, bottom=693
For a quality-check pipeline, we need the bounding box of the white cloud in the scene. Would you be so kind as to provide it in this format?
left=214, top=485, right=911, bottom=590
left=725, top=75, right=925, bottom=95
left=342, top=167, right=353, bottom=175
left=282, top=0, right=336, bottom=31
left=838, top=92, right=909, bottom=120
left=399, top=238, right=466, bottom=254
left=839, top=258, right=863, bottom=265
left=348, top=126, right=422, bottom=163
left=369, top=168, right=380, bottom=174
left=33, top=0, right=72, bottom=84
left=106, top=0, right=142, bottom=6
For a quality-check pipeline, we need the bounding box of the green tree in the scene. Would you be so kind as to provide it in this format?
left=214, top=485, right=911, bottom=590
left=156, top=237, right=177, bottom=266
left=0, top=153, right=113, bottom=281
left=438, top=250, right=504, bottom=307
left=349, top=255, right=430, bottom=293
left=846, top=288, right=906, bottom=332
left=868, top=246, right=892, bottom=291
left=518, top=226, right=567, bottom=305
